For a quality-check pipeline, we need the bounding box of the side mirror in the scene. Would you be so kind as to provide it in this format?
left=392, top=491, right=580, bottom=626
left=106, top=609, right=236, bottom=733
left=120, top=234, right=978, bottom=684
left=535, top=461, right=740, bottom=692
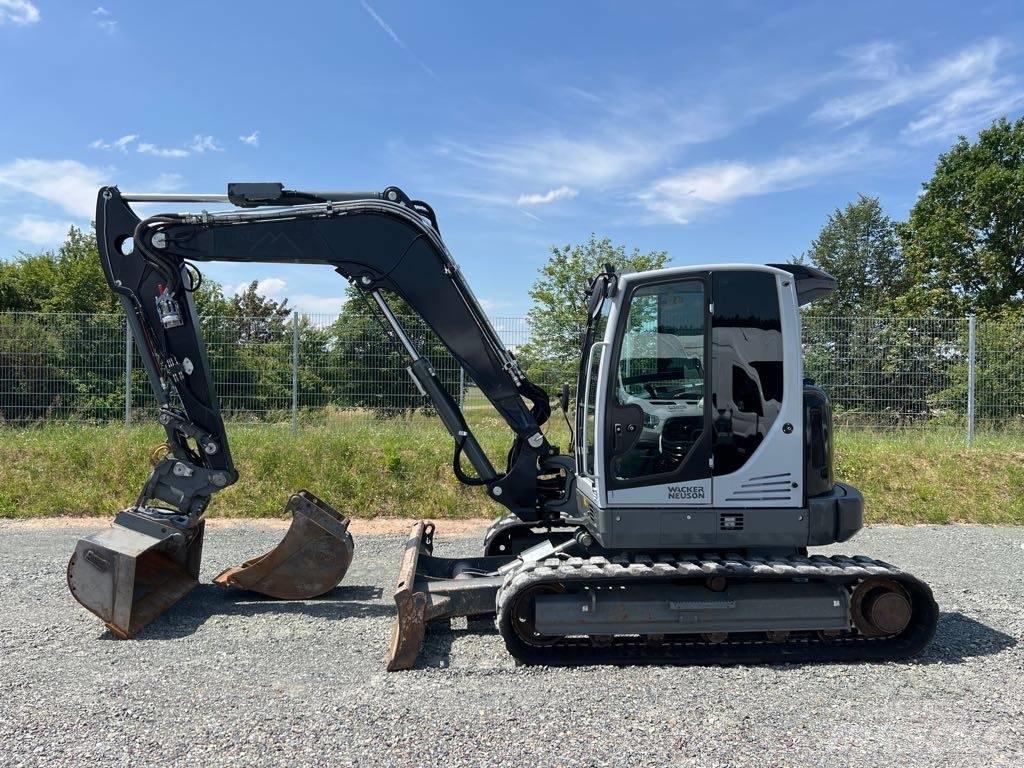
left=558, top=383, right=570, bottom=413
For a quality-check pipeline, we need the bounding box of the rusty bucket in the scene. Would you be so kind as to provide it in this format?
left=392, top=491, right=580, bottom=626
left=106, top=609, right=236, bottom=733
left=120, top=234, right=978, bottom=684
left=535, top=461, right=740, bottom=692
left=68, top=508, right=205, bottom=638
left=214, top=490, right=354, bottom=599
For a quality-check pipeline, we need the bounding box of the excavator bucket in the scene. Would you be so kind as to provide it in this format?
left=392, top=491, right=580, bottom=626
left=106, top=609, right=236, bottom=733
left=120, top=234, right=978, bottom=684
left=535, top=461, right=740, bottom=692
left=214, top=490, right=354, bottom=599
left=67, top=509, right=205, bottom=638
left=68, top=491, right=353, bottom=637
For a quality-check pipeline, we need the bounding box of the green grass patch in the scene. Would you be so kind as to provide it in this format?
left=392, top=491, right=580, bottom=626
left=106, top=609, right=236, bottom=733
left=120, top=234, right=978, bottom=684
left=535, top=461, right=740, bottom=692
left=0, top=421, right=1020, bottom=523
left=834, top=430, right=1024, bottom=524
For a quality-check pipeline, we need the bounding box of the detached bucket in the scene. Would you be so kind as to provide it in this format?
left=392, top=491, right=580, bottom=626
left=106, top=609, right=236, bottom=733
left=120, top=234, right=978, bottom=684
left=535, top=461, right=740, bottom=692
left=67, top=509, right=204, bottom=638
left=214, top=490, right=354, bottom=599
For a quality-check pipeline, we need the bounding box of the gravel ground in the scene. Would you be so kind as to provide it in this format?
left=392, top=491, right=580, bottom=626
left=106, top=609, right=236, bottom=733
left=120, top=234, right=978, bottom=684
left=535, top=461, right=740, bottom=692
left=1, top=522, right=1022, bottom=767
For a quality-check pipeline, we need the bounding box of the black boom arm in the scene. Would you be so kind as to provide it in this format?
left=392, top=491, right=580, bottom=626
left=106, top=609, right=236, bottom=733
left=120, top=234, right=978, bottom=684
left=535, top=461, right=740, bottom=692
left=95, top=184, right=559, bottom=521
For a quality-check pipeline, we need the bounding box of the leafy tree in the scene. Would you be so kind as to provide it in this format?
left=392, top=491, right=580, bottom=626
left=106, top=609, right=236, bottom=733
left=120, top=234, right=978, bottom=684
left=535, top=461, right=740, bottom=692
left=226, top=280, right=292, bottom=342
left=326, top=285, right=461, bottom=418
left=795, top=197, right=955, bottom=427
left=0, top=227, right=117, bottom=313
left=518, top=235, right=669, bottom=386
left=794, top=195, right=906, bottom=316
left=900, top=117, right=1024, bottom=317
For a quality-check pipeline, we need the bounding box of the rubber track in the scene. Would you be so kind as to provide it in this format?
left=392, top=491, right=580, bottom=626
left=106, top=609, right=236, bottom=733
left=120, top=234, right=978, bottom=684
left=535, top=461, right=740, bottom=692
left=495, top=552, right=939, bottom=666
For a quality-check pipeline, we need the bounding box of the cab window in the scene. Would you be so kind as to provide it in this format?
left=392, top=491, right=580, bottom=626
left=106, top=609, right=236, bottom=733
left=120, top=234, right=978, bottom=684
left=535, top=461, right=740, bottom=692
left=612, top=279, right=705, bottom=481
left=711, top=271, right=784, bottom=476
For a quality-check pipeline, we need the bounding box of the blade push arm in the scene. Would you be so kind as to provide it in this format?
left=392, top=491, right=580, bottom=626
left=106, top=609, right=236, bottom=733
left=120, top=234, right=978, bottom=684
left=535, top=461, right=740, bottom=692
left=96, top=185, right=562, bottom=521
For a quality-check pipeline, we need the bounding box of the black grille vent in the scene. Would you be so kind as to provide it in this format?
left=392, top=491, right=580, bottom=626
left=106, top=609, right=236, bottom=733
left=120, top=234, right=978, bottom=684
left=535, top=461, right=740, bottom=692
left=720, top=513, right=744, bottom=532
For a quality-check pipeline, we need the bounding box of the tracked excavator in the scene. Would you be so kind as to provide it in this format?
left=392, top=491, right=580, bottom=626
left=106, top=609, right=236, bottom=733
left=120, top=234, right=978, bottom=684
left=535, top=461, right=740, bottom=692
left=68, top=183, right=939, bottom=669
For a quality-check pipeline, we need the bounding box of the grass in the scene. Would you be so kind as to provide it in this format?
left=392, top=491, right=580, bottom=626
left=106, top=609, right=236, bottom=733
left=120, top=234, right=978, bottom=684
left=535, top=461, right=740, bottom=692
left=833, top=430, right=1024, bottom=524
left=1, top=420, right=1021, bottom=524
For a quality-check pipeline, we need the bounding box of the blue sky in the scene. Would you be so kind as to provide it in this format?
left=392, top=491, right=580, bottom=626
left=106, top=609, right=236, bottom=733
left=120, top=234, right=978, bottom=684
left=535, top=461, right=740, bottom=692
left=1, top=1, right=1023, bottom=316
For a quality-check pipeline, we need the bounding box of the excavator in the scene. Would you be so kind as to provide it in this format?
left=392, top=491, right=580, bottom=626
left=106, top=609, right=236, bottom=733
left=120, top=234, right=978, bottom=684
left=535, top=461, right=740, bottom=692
left=68, top=183, right=939, bottom=669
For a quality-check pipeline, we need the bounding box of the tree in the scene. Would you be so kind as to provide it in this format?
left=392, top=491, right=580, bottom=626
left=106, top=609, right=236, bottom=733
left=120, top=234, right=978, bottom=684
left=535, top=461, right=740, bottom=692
left=900, top=117, right=1024, bottom=317
left=518, top=235, right=669, bottom=386
left=0, top=227, right=118, bottom=313
left=795, top=195, right=906, bottom=316
left=0, top=228, right=126, bottom=421
left=326, top=285, right=461, bottom=418
left=796, top=197, right=949, bottom=427
left=227, top=280, right=292, bottom=342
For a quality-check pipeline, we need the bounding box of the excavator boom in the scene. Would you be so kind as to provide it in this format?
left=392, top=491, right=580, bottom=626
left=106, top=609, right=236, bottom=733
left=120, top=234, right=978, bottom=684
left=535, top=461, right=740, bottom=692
left=69, top=183, right=569, bottom=643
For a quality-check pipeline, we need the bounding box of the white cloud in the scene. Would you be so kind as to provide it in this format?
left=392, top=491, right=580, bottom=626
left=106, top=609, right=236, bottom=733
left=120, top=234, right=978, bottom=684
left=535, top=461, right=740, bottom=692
left=8, top=216, right=74, bottom=246
left=815, top=38, right=1020, bottom=136
left=477, top=297, right=514, bottom=313
left=289, top=295, right=348, bottom=315
left=239, top=130, right=260, bottom=147
left=0, top=0, right=40, bottom=25
left=639, top=140, right=870, bottom=224
left=516, top=186, right=578, bottom=206
left=93, top=134, right=222, bottom=157
left=903, top=76, right=1024, bottom=143
left=442, top=134, right=663, bottom=190
left=90, top=134, right=137, bottom=152
left=429, top=89, right=728, bottom=203
left=188, top=134, right=222, bottom=153
left=255, top=277, right=287, bottom=296
left=230, top=277, right=345, bottom=316
left=360, top=0, right=437, bottom=79
left=91, top=6, right=115, bottom=32
left=0, top=158, right=109, bottom=217
left=151, top=173, right=185, bottom=192
left=137, top=142, right=189, bottom=158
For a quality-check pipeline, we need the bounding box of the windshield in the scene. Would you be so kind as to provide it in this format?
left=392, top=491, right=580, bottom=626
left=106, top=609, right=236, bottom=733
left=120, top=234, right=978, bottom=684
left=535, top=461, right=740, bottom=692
left=617, top=284, right=705, bottom=403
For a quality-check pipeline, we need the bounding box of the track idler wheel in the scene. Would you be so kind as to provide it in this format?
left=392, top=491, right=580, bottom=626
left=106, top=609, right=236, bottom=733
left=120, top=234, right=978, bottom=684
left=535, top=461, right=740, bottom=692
left=214, top=490, right=353, bottom=599
left=511, top=584, right=565, bottom=647
left=851, top=577, right=912, bottom=637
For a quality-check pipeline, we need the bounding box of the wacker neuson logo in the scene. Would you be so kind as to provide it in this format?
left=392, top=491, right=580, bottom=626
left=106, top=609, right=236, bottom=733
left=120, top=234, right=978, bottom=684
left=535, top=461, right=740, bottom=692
left=668, top=485, right=705, bottom=500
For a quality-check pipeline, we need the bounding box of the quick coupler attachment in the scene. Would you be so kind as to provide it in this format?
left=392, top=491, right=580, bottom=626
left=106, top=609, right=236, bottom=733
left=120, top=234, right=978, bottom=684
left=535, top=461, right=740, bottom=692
left=386, top=520, right=513, bottom=671
left=67, top=508, right=205, bottom=638
left=214, top=490, right=354, bottom=599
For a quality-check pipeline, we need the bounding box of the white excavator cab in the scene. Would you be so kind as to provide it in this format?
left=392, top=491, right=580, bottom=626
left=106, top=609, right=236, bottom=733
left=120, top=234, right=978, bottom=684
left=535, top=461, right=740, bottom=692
left=575, top=264, right=855, bottom=550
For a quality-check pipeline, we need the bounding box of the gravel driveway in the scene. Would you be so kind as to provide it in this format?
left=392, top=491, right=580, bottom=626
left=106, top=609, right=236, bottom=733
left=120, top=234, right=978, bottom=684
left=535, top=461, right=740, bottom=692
left=1, top=521, right=1021, bottom=767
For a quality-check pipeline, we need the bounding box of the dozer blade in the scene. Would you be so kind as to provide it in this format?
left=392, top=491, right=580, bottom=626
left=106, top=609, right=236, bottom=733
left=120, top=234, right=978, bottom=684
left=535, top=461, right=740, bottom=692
left=67, top=509, right=205, bottom=638
left=386, top=521, right=433, bottom=671
left=385, top=521, right=510, bottom=671
left=213, top=490, right=354, bottom=599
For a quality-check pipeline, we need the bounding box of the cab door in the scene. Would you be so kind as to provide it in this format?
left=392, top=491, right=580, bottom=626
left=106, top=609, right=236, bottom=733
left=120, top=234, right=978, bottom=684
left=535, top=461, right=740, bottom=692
left=602, top=276, right=712, bottom=507
left=575, top=294, right=611, bottom=507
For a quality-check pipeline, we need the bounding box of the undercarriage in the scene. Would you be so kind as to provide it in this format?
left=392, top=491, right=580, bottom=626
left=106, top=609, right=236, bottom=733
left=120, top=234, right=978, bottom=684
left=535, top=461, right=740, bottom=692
left=387, top=519, right=938, bottom=669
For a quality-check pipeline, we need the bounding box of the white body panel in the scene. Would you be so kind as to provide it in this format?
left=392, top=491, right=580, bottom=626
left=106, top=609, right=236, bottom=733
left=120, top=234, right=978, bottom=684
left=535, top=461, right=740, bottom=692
left=712, top=272, right=803, bottom=507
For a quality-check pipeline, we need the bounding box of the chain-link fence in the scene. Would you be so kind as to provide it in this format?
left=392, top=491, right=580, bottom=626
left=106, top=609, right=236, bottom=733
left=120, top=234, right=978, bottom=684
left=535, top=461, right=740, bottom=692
left=1, top=310, right=1021, bottom=439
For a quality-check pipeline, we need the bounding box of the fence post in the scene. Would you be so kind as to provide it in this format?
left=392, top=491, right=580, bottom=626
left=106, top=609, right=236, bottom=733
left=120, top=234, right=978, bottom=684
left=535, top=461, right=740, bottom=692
left=291, top=312, right=299, bottom=434
left=967, top=314, right=976, bottom=446
left=459, top=366, right=465, bottom=407
left=124, top=316, right=132, bottom=427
